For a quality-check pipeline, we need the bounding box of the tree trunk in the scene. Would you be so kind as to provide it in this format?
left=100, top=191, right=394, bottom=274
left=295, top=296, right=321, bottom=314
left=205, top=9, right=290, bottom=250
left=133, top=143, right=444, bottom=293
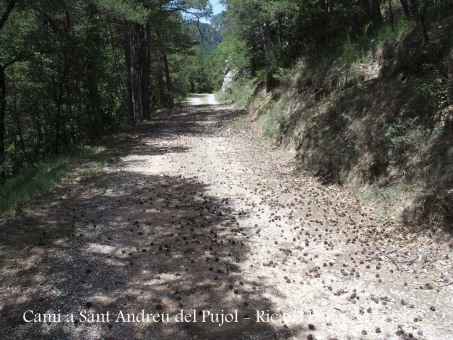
left=156, top=34, right=166, bottom=106
left=156, top=28, right=173, bottom=108
left=402, top=0, right=428, bottom=44
left=53, top=52, right=69, bottom=154
left=406, top=0, right=420, bottom=19
left=370, top=0, right=383, bottom=28
left=33, top=104, right=44, bottom=156
left=291, top=7, right=305, bottom=59
left=419, top=2, right=430, bottom=45
left=400, top=0, right=418, bottom=20
left=139, top=23, right=151, bottom=120
left=325, top=0, right=330, bottom=47
left=362, top=0, right=383, bottom=31
left=87, top=4, right=104, bottom=137
left=124, top=21, right=136, bottom=124
left=54, top=75, right=62, bottom=154
left=86, top=66, right=104, bottom=137
left=132, top=24, right=140, bottom=119
left=108, top=22, right=126, bottom=127
left=388, top=0, right=394, bottom=31
left=259, top=17, right=271, bottom=65
left=348, top=0, right=360, bottom=39
left=162, top=52, right=174, bottom=107
left=400, top=0, right=410, bottom=17
left=0, top=67, right=6, bottom=180
left=11, top=65, right=27, bottom=163
left=0, top=0, right=18, bottom=179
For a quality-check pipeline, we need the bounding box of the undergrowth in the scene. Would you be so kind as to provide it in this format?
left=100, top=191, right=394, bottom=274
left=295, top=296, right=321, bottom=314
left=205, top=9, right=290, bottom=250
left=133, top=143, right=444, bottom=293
left=223, top=7, right=453, bottom=234
left=0, top=146, right=102, bottom=214
left=216, top=78, right=255, bottom=108
left=341, top=15, right=415, bottom=67
left=259, top=100, right=279, bottom=138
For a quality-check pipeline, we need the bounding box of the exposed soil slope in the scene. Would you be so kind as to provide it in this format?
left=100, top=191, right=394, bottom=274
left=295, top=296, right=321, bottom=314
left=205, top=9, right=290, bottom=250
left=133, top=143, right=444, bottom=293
left=246, top=15, right=453, bottom=235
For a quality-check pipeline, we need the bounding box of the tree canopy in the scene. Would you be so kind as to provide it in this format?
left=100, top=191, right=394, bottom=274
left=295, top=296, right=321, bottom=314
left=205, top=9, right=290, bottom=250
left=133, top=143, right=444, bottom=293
left=0, top=0, right=217, bottom=179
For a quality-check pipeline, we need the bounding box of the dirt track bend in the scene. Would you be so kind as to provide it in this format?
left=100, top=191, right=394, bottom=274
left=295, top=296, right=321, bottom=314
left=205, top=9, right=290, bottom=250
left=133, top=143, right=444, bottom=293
left=0, top=94, right=452, bottom=340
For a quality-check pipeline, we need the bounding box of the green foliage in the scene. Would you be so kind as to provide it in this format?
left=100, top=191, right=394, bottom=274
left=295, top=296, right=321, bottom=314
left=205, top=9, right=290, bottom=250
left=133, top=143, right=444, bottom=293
left=260, top=100, right=280, bottom=138
left=216, top=78, right=254, bottom=108
left=339, top=15, right=415, bottom=69
left=342, top=37, right=357, bottom=67
left=184, top=47, right=219, bottom=93
left=0, top=0, right=216, bottom=183
left=0, top=146, right=99, bottom=213
left=387, top=117, right=421, bottom=149
left=416, top=63, right=453, bottom=109
left=95, top=0, right=147, bottom=22
left=219, top=0, right=451, bottom=78
left=214, top=37, right=248, bottom=71
left=417, top=78, right=452, bottom=108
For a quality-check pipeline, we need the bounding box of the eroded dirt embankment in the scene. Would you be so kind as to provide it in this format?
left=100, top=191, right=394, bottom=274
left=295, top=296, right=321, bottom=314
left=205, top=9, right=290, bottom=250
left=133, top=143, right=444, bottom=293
left=245, top=16, right=453, bottom=236
left=0, top=96, right=452, bottom=339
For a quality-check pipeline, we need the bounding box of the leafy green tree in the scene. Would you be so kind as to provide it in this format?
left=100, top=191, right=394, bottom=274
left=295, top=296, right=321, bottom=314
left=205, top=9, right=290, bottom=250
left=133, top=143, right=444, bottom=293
left=0, top=0, right=213, bottom=180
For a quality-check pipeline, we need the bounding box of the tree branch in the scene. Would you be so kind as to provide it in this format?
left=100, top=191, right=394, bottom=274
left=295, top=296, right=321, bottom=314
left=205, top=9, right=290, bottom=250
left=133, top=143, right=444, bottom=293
left=35, top=8, right=61, bottom=32
left=168, top=7, right=205, bottom=47
left=1, top=57, right=24, bottom=71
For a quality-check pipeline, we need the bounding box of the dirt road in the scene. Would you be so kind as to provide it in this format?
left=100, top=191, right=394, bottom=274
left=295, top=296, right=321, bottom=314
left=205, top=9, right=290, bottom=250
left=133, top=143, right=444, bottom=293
left=0, top=95, right=452, bottom=339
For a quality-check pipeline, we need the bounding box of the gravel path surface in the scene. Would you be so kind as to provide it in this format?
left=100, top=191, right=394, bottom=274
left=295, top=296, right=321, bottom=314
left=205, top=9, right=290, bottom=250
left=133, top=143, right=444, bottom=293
left=0, top=95, right=452, bottom=339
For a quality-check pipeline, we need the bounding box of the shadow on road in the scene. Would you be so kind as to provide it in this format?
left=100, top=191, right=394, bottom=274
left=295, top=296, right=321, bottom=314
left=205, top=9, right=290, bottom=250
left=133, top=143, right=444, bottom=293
left=0, top=105, right=306, bottom=339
